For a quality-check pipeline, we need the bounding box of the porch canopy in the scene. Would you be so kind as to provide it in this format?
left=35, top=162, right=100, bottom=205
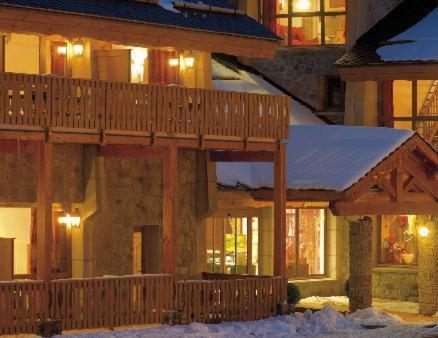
left=215, top=125, right=438, bottom=215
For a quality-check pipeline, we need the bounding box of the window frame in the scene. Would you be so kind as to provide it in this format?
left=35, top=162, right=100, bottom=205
left=205, top=211, right=261, bottom=275
left=286, top=207, right=327, bottom=279
left=259, top=0, right=348, bottom=47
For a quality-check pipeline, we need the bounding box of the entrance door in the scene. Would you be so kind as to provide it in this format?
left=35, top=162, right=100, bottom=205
left=133, top=225, right=160, bottom=274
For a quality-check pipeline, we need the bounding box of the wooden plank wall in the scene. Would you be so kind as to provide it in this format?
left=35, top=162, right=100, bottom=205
left=0, top=275, right=287, bottom=334
left=0, top=72, right=289, bottom=140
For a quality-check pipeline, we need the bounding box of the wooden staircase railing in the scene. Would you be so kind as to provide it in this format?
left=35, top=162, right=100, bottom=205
left=416, top=80, right=438, bottom=149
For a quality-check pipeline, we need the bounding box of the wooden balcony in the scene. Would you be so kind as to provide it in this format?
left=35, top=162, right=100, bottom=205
left=0, top=73, right=289, bottom=149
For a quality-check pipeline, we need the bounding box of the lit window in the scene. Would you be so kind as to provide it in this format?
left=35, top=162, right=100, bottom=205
left=286, top=208, right=325, bottom=278
left=205, top=216, right=259, bottom=275
left=379, top=215, right=418, bottom=265
left=261, top=0, right=347, bottom=46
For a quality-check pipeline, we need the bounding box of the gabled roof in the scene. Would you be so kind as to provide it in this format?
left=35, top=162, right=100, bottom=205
left=0, top=0, right=279, bottom=42
left=216, top=125, right=415, bottom=192
left=337, top=0, right=438, bottom=67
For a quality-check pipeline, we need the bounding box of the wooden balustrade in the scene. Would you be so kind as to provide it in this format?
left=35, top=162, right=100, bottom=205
left=0, top=275, right=287, bottom=335
left=176, top=276, right=287, bottom=324
left=0, top=73, right=289, bottom=141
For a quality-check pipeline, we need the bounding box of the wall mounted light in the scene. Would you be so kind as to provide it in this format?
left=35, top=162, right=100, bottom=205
left=57, top=46, right=67, bottom=55
left=418, top=226, right=430, bottom=238
left=73, top=39, right=84, bottom=56
left=58, top=210, right=81, bottom=229
left=184, top=55, right=195, bottom=69
left=169, top=58, right=179, bottom=67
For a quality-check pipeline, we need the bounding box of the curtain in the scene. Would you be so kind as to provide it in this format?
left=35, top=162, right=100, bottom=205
left=378, top=80, right=394, bottom=128
left=148, top=49, right=180, bottom=85
left=262, top=0, right=277, bottom=32
left=50, top=41, right=67, bottom=77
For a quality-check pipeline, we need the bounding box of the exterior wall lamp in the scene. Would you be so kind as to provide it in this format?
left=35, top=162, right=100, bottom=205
left=57, top=46, right=67, bottom=55
left=418, top=226, right=430, bottom=238
left=58, top=210, right=81, bottom=229
left=169, top=58, right=179, bottom=67
left=184, top=55, right=195, bottom=69
left=73, top=39, right=84, bottom=57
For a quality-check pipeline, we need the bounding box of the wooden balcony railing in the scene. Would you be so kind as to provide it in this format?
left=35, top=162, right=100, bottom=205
left=0, top=73, right=290, bottom=141
left=0, top=275, right=287, bottom=335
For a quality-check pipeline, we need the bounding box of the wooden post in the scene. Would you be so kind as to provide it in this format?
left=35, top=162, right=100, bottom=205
left=349, top=216, right=373, bottom=313
left=273, top=144, right=287, bottom=277
left=37, top=142, right=53, bottom=281
left=162, top=146, right=178, bottom=274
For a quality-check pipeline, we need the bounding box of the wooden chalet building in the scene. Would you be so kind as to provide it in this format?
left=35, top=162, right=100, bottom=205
left=0, top=0, right=291, bottom=334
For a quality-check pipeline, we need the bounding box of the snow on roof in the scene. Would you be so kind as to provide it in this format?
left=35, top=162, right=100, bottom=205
left=212, top=60, right=324, bottom=126
left=217, top=125, right=414, bottom=192
left=377, top=8, right=438, bottom=62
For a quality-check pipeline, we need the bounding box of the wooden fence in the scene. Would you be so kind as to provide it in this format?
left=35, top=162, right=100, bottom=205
left=0, top=73, right=290, bottom=140
left=0, top=275, right=287, bottom=335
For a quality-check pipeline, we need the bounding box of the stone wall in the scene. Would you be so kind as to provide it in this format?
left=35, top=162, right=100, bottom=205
left=0, top=144, right=83, bottom=203
left=84, top=149, right=199, bottom=279
left=251, top=47, right=346, bottom=110
left=372, top=267, right=418, bottom=301
left=365, top=0, right=403, bottom=33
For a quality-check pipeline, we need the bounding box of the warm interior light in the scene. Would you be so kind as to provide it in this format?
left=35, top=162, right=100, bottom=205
left=184, top=56, right=195, bottom=69
left=169, top=58, right=179, bottom=67
left=73, top=40, right=84, bottom=56
left=131, top=48, right=148, bottom=65
left=58, top=213, right=81, bottom=228
left=296, top=0, right=311, bottom=11
left=57, top=46, right=67, bottom=55
left=418, top=226, right=430, bottom=238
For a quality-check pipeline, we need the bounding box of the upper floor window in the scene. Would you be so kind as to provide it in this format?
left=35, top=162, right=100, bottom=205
left=260, top=0, right=347, bottom=46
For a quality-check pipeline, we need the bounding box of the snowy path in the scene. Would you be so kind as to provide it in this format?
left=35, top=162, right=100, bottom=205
left=59, top=306, right=438, bottom=338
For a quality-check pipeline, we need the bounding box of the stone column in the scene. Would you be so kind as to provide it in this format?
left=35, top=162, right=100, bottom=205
left=349, top=216, right=373, bottom=313
left=418, top=216, right=438, bottom=316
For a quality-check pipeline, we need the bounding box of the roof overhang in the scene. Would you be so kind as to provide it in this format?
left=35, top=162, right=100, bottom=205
left=0, top=4, right=279, bottom=58
left=338, top=63, right=438, bottom=81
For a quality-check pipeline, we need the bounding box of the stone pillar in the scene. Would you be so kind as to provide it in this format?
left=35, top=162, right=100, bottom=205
left=418, top=216, right=438, bottom=316
left=349, top=216, right=373, bottom=313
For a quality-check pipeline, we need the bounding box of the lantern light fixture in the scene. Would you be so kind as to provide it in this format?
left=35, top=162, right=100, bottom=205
left=184, top=55, right=195, bottom=69
left=73, top=39, right=84, bottom=57
left=418, top=226, right=430, bottom=238
left=58, top=210, right=81, bottom=228
left=168, top=58, right=179, bottom=67
left=57, top=45, right=67, bottom=55
left=296, top=0, right=311, bottom=11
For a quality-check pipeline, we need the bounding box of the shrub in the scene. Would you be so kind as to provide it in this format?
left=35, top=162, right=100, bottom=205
left=287, top=283, right=301, bottom=305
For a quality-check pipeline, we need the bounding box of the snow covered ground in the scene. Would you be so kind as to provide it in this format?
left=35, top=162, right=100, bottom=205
left=299, top=296, right=419, bottom=315
left=59, top=306, right=437, bottom=338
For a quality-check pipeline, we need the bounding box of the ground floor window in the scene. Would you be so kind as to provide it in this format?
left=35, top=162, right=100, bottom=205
left=379, top=215, right=418, bottom=265
left=205, top=216, right=259, bottom=275
left=286, top=208, right=325, bottom=278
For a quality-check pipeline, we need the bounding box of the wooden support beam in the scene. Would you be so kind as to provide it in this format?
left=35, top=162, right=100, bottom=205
left=251, top=188, right=344, bottom=202
left=209, top=150, right=274, bottom=162
left=98, top=144, right=167, bottom=159
left=36, top=142, right=53, bottom=281
left=162, top=146, right=178, bottom=274
left=273, top=144, right=287, bottom=277
left=330, top=201, right=438, bottom=216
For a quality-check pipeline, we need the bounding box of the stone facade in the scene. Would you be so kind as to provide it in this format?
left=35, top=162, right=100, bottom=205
left=372, top=267, right=418, bottom=301
left=251, top=47, right=346, bottom=110
left=0, top=144, right=83, bottom=203
left=84, top=149, right=200, bottom=279
left=418, top=216, right=438, bottom=316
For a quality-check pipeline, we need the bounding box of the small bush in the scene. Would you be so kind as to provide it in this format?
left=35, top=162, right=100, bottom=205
left=287, top=283, right=301, bottom=305
left=344, top=279, right=350, bottom=296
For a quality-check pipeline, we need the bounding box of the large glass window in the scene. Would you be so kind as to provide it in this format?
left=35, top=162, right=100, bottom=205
left=286, top=208, right=325, bottom=278
left=260, top=0, right=346, bottom=46
left=206, top=216, right=259, bottom=275
left=379, top=215, right=418, bottom=265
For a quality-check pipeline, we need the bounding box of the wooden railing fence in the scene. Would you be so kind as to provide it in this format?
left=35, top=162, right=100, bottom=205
left=0, top=73, right=290, bottom=140
left=0, top=275, right=287, bottom=335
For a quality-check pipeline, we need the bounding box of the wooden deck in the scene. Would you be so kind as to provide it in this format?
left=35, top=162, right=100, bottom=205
left=0, top=275, right=287, bottom=335
left=0, top=73, right=289, bottom=149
